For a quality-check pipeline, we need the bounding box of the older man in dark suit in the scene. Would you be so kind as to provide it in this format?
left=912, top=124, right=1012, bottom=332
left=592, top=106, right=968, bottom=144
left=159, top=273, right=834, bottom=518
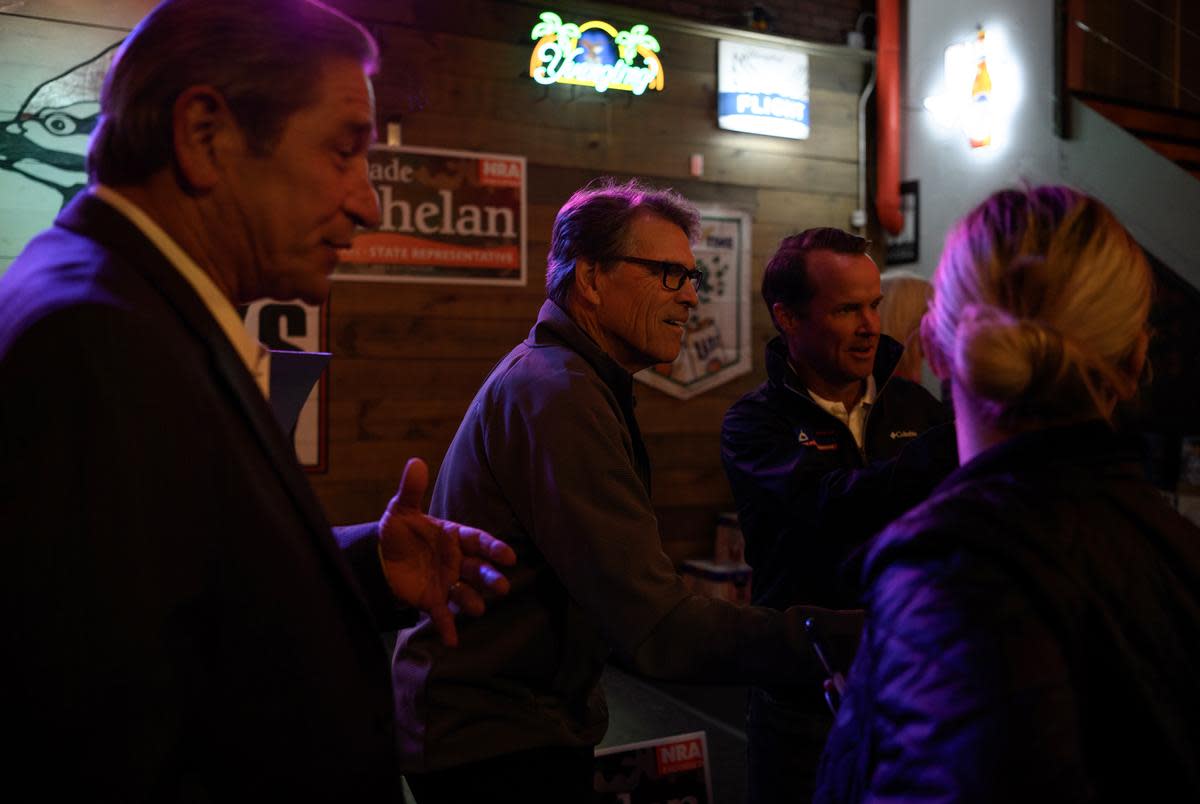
left=0, top=0, right=513, bottom=799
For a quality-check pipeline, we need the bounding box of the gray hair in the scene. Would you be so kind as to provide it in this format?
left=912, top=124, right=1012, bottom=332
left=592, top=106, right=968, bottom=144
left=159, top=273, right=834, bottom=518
left=88, top=0, right=378, bottom=185
left=545, top=178, right=701, bottom=306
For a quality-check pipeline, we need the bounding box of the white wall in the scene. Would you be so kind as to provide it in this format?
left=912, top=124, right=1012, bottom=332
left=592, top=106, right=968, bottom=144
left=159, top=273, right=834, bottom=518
left=901, top=0, right=1200, bottom=289
left=1059, top=100, right=1200, bottom=289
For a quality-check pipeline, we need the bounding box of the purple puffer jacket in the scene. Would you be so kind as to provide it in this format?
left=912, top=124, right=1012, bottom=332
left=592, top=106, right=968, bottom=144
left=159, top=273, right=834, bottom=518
left=815, top=421, right=1200, bottom=803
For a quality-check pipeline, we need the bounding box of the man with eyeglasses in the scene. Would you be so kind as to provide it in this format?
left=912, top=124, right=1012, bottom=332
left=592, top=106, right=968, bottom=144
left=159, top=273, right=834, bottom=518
left=392, top=179, right=861, bottom=804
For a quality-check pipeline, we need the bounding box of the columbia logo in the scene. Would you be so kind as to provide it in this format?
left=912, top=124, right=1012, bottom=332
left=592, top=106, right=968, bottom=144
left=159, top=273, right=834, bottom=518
left=890, top=430, right=918, bottom=439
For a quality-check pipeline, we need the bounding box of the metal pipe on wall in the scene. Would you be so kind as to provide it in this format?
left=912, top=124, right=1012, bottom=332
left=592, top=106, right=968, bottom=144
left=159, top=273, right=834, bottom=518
left=854, top=63, right=876, bottom=231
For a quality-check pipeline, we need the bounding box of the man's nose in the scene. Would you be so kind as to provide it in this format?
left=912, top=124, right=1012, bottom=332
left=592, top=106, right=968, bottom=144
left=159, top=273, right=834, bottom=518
left=860, top=307, right=880, bottom=335
left=345, top=159, right=382, bottom=229
left=678, top=277, right=700, bottom=307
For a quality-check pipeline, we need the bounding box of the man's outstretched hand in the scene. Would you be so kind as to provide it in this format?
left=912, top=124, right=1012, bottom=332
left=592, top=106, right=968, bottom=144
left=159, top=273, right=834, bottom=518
left=378, top=458, right=516, bottom=646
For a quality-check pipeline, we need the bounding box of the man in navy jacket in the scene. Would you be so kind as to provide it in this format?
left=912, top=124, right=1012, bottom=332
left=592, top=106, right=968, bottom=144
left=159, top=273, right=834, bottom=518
left=721, top=228, right=953, bottom=803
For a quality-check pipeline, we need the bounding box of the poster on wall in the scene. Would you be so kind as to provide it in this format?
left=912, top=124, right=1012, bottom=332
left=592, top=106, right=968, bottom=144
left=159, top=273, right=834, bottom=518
left=241, top=300, right=329, bottom=472
left=717, top=40, right=811, bottom=140
left=336, top=145, right=527, bottom=286
left=885, top=180, right=919, bottom=265
left=0, top=15, right=128, bottom=271
left=636, top=206, right=752, bottom=400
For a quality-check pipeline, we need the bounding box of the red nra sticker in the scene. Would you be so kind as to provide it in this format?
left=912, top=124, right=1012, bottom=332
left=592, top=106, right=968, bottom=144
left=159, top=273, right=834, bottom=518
left=477, top=157, right=523, bottom=187
left=655, top=736, right=706, bottom=775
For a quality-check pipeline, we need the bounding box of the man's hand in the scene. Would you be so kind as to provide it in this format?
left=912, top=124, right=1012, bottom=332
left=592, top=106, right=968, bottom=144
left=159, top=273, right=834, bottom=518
left=787, top=606, right=865, bottom=686
left=378, top=458, right=516, bottom=646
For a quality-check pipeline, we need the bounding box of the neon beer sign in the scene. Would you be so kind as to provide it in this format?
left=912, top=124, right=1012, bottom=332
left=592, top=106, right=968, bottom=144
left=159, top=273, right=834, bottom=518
left=529, top=11, right=664, bottom=95
left=923, top=27, right=1017, bottom=151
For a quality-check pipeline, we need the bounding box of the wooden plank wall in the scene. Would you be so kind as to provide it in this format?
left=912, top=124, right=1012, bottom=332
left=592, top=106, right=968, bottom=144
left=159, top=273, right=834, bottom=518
left=1071, top=0, right=1199, bottom=115
left=321, top=0, right=873, bottom=561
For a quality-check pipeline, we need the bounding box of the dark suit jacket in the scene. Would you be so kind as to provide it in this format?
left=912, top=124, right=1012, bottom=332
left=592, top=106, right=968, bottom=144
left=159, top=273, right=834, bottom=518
left=0, top=193, right=404, bottom=800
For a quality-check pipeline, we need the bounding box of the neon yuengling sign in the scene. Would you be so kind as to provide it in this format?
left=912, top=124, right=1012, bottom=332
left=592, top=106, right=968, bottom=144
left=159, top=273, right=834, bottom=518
left=528, top=11, right=665, bottom=95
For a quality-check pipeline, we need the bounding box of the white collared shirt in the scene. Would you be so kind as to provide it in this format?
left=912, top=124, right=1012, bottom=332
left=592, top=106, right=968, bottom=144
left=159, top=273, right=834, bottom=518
left=807, top=375, right=877, bottom=449
left=92, top=185, right=270, bottom=399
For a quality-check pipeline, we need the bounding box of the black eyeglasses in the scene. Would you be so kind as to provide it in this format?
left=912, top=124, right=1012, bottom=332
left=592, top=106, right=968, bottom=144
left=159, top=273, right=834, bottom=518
left=611, top=255, right=704, bottom=292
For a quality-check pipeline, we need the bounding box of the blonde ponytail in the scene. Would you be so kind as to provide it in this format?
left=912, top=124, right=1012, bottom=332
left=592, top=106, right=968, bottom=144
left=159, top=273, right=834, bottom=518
left=926, top=187, right=1151, bottom=426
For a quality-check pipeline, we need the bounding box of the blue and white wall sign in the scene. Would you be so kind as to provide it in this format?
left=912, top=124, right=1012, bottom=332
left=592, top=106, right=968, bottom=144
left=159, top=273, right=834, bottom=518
left=717, top=40, right=810, bottom=140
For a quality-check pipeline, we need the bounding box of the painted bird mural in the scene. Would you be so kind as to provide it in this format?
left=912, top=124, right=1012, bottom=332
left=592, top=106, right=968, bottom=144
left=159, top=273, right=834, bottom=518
left=0, top=42, right=119, bottom=206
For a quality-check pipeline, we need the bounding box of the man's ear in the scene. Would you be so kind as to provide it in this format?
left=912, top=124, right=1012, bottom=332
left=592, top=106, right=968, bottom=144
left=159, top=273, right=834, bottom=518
left=573, top=257, right=602, bottom=306
left=771, top=302, right=799, bottom=334
left=171, top=85, right=237, bottom=192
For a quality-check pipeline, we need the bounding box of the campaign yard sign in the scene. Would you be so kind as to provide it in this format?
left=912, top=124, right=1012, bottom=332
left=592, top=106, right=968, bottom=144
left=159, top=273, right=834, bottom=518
left=594, top=731, right=713, bottom=804
left=336, top=145, right=527, bottom=286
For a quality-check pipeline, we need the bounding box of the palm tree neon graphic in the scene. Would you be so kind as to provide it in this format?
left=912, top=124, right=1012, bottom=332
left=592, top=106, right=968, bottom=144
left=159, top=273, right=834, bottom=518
left=615, top=24, right=660, bottom=66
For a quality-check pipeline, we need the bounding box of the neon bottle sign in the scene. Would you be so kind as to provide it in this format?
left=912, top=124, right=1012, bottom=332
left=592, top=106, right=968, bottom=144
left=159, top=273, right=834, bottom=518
left=923, top=27, right=1015, bottom=151
left=528, top=11, right=665, bottom=95
left=966, top=30, right=993, bottom=148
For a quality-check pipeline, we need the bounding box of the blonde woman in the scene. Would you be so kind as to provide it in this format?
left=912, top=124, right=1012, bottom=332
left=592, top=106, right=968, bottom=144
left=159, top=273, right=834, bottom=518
left=878, top=270, right=932, bottom=384
left=815, top=186, right=1200, bottom=801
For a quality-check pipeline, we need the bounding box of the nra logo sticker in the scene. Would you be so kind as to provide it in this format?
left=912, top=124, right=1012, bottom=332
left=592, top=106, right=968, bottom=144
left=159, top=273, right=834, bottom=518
left=594, top=730, right=713, bottom=802
left=655, top=736, right=705, bottom=775
left=798, top=429, right=839, bottom=451
left=478, top=158, right=523, bottom=188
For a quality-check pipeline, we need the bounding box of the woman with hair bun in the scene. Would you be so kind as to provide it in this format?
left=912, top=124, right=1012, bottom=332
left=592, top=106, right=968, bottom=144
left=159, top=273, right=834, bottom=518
left=815, top=186, right=1200, bottom=802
